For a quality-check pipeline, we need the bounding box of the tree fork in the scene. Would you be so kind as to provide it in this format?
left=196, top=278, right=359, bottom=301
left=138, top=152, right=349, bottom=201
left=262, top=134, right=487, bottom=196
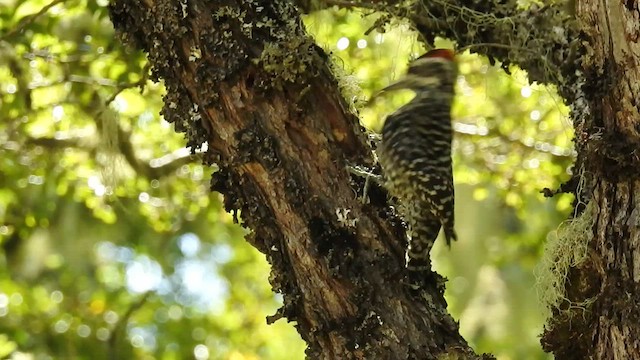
left=109, top=1, right=486, bottom=359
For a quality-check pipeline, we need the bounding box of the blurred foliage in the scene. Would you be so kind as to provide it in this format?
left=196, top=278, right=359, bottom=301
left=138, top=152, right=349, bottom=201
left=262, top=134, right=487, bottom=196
left=0, top=1, right=574, bottom=360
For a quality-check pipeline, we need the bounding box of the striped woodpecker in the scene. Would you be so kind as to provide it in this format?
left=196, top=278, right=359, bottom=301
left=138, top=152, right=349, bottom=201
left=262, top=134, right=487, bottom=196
left=376, top=49, right=458, bottom=282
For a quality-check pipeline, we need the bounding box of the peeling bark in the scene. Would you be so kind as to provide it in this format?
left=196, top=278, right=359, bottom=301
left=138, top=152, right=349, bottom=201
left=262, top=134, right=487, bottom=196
left=109, top=1, right=487, bottom=359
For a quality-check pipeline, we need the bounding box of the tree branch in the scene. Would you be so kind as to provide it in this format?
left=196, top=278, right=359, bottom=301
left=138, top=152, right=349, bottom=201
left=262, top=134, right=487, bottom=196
left=453, top=120, right=575, bottom=160
left=104, top=63, right=152, bottom=105
left=306, top=0, right=581, bottom=100
left=107, top=291, right=152, bottom=360
left=22, top=132, right=199, bottom=179
left=1, top=0, right=67, bottom=40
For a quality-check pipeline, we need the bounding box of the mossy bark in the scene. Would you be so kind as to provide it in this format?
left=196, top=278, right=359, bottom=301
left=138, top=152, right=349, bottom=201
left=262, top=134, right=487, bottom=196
left=541, top=1, right=640, bottom=359
left=109, top=1, right=486, bottom=359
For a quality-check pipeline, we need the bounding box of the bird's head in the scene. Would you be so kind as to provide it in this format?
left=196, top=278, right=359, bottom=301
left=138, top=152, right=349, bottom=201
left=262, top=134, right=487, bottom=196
left=379, top=49, right=457, bottom=94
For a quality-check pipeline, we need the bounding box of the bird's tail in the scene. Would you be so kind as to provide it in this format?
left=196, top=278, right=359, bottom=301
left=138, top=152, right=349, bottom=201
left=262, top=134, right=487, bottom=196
left=443, top=224, right=457, bottom=247
left=406, top=217, right=442, bottom=272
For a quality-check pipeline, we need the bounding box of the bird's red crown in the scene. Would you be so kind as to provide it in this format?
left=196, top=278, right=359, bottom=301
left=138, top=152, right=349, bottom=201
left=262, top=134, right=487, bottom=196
left=418, top=48, right=455, bottom=61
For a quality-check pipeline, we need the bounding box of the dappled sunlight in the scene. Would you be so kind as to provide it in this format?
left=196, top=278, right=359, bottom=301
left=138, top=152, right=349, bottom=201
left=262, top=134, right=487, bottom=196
left=0, top=1, right=577, bottom=359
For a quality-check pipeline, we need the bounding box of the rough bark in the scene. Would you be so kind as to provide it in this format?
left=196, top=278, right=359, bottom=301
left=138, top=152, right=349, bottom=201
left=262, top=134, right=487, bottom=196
left=109, top=1, right=486, bottom=359
left=108, top=0, right=640, bottom=358
left=313, top=0, right=640, bottom=358
left=540, top=1, right=640, bottom=359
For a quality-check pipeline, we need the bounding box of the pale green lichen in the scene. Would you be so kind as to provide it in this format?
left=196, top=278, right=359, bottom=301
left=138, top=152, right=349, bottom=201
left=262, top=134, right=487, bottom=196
left=326, top=55, right=366, bottom=114
left=535, top=199, right=595, bottom=317
left=258, top=35, right=316, bottom=87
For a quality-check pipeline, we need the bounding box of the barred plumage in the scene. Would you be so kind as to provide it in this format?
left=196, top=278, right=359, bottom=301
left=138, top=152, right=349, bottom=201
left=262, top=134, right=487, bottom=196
left=376, top=49, right=457, bottom=279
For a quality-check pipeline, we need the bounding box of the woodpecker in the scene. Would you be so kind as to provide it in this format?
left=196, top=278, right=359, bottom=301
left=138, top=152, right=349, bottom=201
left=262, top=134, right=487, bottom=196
left=376, top=49, right=457, bottom=282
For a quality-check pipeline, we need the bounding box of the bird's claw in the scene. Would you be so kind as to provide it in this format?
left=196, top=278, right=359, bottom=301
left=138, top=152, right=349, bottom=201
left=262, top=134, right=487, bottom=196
left=346, top=164, right=383, bottom=204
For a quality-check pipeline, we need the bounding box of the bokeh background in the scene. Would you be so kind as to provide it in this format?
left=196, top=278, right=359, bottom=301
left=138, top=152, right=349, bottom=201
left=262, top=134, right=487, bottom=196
left=1, top=1, right=575, bottom=359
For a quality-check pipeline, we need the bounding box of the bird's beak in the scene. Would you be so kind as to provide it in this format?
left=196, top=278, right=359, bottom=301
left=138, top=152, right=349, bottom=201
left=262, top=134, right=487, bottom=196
left=379, top=77, right=414, bottom=93
left=366, top=77, right=414, bottom=105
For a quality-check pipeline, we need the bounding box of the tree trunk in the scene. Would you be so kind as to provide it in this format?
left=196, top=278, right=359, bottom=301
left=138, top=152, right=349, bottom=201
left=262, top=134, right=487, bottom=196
left=108, top=0, right=640, bottom=358
left=541, top=1, right=640, bottom=359
left=109, top=1, right=484, bottom=359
